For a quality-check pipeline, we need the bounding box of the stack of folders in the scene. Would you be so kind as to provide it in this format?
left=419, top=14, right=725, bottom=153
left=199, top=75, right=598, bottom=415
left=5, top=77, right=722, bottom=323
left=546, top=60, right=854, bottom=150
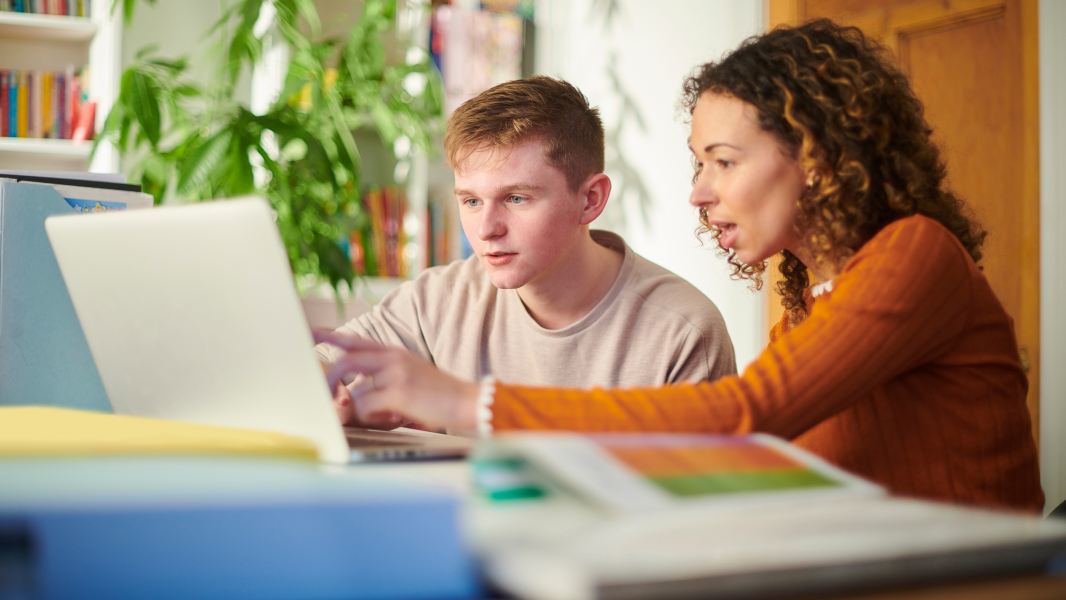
left=469, top=433, right=1066, bottom=600
left=0, top=170, right=153, bottom=212
left=0, top=172, right=151, bottom=411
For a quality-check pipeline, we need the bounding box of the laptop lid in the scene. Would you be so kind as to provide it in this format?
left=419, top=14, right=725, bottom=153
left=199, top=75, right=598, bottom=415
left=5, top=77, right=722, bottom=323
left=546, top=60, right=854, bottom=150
left=45, top=198, right=351, bottom=464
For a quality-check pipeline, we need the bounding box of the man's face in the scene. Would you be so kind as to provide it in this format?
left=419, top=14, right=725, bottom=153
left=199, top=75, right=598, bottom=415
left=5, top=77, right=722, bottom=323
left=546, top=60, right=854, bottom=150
left=454, top=140, right=586, bottom=290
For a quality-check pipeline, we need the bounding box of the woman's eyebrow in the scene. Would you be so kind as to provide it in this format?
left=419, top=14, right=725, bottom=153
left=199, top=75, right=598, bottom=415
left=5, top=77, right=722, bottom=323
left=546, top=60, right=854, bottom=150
left=688, top=140, right=740, bottom=154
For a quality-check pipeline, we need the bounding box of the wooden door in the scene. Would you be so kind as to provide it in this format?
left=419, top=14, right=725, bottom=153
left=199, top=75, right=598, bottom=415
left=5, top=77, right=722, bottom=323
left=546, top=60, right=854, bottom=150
left=766, top=0, right=1041, bottom=444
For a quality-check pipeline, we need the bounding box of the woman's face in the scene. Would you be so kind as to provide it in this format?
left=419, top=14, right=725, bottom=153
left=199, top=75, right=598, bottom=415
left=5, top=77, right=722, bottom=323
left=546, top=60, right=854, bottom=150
left=688, top=92, right=808, bottom=266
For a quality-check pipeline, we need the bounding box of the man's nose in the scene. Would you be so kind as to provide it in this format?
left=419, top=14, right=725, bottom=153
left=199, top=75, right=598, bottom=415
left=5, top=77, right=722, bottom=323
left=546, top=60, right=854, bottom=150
left=477, top=203, right=506, bottom=240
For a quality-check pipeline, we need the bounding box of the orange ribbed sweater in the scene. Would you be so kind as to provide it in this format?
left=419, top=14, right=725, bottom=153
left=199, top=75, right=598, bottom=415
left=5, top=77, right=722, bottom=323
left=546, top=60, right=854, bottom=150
left=492, top=215, right=1044, bottom=512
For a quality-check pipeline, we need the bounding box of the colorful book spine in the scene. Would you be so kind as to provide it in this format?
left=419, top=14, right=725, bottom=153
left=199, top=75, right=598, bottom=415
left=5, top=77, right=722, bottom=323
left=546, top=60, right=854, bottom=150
left=51, top=72, right=59, bottom=138
left=17, top=71, right=28, bottom=138
left=66, top=65, right=77, bottom=139
left=31, top=70, right=42, bottom=139
left=41, top=72, right=51, bottom=138
left=56, top=73, right=65, bottom=139
left=0, top=70, right=7, bottom=138
left=8, top=71, right=16, bottom=137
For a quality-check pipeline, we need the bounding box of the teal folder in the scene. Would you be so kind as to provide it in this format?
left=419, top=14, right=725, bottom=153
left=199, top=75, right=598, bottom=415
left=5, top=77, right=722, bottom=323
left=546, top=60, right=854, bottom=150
left=0, top=180, right=110, bottom=411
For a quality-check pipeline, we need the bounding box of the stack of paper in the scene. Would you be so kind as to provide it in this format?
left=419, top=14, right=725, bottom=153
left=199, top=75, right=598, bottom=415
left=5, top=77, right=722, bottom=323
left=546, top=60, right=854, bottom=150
left=469, top=433, right=1066, bottom=600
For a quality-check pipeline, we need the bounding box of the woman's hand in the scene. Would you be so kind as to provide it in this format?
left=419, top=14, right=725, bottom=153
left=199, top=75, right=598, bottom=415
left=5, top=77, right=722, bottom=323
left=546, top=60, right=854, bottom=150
left=314, top=331, right=482, bottom=432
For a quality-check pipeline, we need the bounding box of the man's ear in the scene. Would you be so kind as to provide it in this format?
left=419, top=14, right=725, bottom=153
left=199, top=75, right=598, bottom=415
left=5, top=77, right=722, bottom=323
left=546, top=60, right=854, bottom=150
left=578, top=174, right=612, bottom=225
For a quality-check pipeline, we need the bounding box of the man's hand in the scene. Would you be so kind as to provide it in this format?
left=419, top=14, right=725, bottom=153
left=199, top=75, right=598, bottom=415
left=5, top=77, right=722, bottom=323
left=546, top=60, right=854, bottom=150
left=315, top=331, right=481, bottom=431
left=320, top=360, right=407, bottom=430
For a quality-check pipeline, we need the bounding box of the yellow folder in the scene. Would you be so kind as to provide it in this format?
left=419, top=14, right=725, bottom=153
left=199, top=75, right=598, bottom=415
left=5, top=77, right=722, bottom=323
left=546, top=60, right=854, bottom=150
left=0, top=406, right=318, bottom=460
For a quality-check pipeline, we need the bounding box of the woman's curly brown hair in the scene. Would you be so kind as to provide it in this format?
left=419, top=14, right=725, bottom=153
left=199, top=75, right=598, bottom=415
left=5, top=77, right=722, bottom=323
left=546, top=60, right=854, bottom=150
left=682, top=19, right=986, bottom=325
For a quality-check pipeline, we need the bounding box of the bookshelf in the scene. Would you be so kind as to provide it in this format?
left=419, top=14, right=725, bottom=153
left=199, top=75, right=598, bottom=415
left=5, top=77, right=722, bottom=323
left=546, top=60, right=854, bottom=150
left=0, top=136, right=92, bottom=156
left=0, top=11, right=96, bottom=40
left=0, top=0, right=121, bottom=173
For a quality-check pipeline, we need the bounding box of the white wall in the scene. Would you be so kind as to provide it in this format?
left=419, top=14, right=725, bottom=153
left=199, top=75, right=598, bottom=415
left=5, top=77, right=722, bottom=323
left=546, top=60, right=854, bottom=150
left=1040, top=0, right=1066, bottom=516
left=534, top=0, right=766, bottom=369
left=122, top=0, right=250, bottom=105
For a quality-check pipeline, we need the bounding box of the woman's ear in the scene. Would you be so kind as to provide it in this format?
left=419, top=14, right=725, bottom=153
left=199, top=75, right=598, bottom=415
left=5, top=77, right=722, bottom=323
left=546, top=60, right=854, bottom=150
left=579, top=174, right=613, bottom=225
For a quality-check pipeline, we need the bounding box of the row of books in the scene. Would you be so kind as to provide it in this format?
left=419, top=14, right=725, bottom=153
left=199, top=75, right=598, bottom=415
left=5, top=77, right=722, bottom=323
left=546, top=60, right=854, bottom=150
left=343, top=188, right=476, bottom=278
left=0, top=68, right=92, bottom=141
left=347, top=186, right=408, bottom=278
left=425, top=196, right=474, bottom=268
left=0, top=0, right=90, bottom=16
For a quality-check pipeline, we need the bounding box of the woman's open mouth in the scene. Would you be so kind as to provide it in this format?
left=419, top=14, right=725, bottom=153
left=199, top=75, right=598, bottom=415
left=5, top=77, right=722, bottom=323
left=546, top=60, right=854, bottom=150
left=713, top=222, right=738, bottom=250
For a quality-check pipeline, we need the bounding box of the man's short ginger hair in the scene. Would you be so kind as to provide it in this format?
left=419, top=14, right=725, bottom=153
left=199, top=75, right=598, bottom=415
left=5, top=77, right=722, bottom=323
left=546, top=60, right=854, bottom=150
left=444, top=76, right=605, bottom=191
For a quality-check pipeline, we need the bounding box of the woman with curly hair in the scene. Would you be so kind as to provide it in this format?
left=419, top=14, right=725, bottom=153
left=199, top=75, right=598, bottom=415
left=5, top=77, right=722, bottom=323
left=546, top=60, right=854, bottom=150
left=317, top=19, right=1043, bottom=511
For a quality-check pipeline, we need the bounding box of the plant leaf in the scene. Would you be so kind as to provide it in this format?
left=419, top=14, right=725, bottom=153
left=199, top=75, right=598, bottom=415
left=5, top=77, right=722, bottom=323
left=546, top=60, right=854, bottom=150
left=128, top=70, right=162, bottom=148
left=177, top=130, right=233, bottom=196
left=226, top=134, right=257, bottom=195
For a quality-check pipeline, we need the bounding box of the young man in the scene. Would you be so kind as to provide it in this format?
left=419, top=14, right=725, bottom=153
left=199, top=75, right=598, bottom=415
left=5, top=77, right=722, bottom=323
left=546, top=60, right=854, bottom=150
left=317, top=76, right=735, bottom=429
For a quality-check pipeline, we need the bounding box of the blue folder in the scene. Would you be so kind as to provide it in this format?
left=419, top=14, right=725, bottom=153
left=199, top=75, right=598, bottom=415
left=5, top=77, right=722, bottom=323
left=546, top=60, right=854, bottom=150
left=0, top=180, right=110, bottom=411
left=0, top=456, right=480, bottom=600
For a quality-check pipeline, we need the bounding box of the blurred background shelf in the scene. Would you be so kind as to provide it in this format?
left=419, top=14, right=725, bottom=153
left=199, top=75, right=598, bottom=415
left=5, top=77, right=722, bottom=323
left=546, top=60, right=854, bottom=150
left=0, top=137, right=93, bottom=156
left=300, top=278, right=407, bottom=330
left=0, top=11, right=96, bottom=41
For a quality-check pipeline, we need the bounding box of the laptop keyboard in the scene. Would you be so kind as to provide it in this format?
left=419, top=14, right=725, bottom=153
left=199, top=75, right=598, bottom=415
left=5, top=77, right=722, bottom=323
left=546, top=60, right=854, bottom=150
left=345, top=436, right=412, bottom=448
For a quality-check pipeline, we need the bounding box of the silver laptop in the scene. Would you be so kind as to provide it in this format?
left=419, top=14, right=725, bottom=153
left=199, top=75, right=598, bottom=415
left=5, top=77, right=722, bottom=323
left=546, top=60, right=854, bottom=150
left=45, top=197, right=472, bottom=464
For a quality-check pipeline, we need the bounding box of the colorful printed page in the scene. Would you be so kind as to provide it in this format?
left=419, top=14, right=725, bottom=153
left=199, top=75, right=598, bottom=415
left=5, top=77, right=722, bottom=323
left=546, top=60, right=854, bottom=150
left=598, top=435, right=843, bottom=498
left=478, top=433, right=883, bottom=512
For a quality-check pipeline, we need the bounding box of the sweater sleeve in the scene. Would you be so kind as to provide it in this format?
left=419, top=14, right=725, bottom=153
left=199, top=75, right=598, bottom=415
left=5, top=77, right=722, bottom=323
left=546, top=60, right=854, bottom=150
left=314, top=281, right=435, bottom=367
left=492, top=217, right=975, bottom=437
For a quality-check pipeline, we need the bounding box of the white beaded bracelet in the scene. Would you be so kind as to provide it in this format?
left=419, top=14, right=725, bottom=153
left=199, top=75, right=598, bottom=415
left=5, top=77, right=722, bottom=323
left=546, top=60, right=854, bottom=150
left=476, top=376, right=497, bottom=438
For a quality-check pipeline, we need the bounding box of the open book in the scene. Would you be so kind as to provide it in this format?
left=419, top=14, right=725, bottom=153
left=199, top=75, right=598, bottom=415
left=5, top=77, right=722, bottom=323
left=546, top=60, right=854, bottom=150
left=473, top=432, right=883, bottom=513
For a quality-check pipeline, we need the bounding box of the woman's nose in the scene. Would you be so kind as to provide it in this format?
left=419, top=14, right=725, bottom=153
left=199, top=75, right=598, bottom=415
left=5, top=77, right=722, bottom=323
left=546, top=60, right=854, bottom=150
left=689, top=174, right=716, bottom=208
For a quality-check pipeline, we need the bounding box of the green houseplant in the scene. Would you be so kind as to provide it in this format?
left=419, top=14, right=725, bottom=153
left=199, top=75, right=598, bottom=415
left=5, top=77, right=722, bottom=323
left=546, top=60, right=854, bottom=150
left=99, top=0, right=443, bottom=295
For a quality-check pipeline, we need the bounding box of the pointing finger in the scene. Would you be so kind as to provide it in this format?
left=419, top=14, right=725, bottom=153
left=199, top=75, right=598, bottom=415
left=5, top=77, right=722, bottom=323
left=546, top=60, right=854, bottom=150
left=324, top=350, right=392, bottom=391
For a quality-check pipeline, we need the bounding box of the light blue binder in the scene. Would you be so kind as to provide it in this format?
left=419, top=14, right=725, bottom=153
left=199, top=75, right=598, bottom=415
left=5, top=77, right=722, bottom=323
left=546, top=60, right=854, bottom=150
left=0, top=456, right=480, bottom=600
left=0, top=180, right=110, bottom=411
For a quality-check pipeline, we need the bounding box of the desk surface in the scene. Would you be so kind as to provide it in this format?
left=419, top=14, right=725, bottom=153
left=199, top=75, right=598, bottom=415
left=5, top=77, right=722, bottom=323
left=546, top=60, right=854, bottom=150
left=3, top=455, right=1064, bottom=600
left=805, top=573, right=1066, bottom=600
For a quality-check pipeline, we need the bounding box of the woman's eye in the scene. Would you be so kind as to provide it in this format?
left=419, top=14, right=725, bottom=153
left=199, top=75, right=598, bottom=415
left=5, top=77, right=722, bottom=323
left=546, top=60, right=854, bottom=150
left=716, top=159, right=732, bottom=168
